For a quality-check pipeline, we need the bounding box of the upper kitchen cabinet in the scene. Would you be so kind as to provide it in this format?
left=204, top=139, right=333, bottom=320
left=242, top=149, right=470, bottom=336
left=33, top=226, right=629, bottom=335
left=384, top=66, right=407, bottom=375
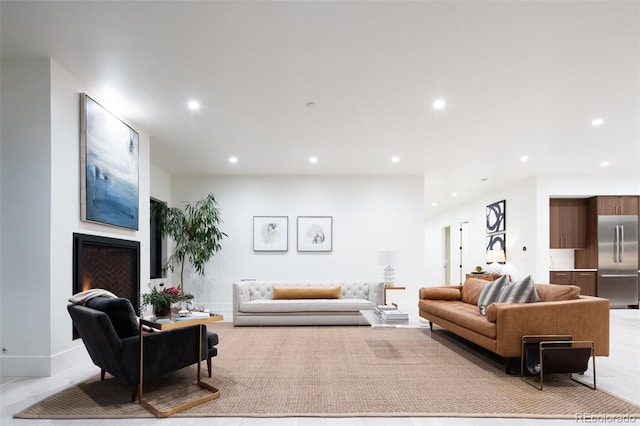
left=549, top=198, right=587, bottom=249
left=597, top=196, right=639, bottom=215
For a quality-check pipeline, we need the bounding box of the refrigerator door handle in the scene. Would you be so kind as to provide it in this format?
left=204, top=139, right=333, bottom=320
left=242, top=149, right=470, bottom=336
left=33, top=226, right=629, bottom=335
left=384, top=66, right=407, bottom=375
left=619, top=225, right=624, bottom=263
left=613, top=225, right=620, bottom=263
left=600, top=274, right=638, bottom=278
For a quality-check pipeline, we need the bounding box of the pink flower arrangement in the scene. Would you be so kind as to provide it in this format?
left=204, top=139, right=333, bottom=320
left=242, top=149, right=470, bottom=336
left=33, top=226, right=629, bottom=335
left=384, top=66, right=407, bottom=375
left=164, top=286, right=181, bottom=298
left=142, top=283, right=194, bottom=314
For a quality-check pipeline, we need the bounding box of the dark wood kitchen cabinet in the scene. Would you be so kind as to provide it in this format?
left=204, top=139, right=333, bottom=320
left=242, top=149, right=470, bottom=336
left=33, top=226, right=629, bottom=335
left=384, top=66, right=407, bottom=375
left=549, top=198, right=587, bottom=249
left=596, top=196, right=639, bottom=215
left=573, top=271, right=597, bottom=297
left=549, top=271, right=596, bottom=296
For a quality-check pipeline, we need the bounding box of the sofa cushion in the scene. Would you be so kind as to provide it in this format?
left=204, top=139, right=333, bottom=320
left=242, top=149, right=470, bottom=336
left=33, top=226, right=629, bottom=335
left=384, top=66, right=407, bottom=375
left=422, top=286, right=461, bottom=301
left=497, top=275, right=540, bottom=304
left=485, top=303, right=498, bottom=322
left=239, top=298, right=374, bottom=313
left=478, top=275, right=510, bottom=315
left=272, top=286, right=342, bottom=300
left=460, top=278, right=490, bottom=305
left=421, top=300, right=496, bottom=339
left=535, top=284, right=580, bottom=301
left=341, top=282, right=370, bottom=299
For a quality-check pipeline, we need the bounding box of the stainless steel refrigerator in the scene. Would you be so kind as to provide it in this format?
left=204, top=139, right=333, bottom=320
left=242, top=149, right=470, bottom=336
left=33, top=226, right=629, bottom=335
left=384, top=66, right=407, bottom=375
left=598, top=215, right=639, bottom=307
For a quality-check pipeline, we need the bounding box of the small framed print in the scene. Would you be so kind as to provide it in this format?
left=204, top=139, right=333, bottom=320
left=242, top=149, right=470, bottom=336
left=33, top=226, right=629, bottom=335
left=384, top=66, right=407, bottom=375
left=297, top=216, right=333, bottom=252
left=486, top=200, right=506, bottom=234
left=253, top=216, right=288, bottom=252
left=486, top=233, right=506, bottom=254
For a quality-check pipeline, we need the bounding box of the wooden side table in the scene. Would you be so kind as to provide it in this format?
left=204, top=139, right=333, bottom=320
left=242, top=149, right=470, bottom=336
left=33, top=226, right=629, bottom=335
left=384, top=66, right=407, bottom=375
left=383, top=284, right=406, bottom=306
left=466, top=273, right=502, bottom=282
left=138, top=314, right=223, bottom=417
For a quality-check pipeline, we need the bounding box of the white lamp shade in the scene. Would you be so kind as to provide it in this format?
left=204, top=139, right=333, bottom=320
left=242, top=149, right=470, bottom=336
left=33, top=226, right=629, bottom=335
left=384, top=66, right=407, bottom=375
left=486, top=249, right=506, bottom=263
left=378, top=250, right=399, bottom=266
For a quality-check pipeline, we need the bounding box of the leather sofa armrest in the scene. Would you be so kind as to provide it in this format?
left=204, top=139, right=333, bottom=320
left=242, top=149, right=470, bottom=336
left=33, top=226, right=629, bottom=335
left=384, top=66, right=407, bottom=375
left=419, top=285, right=462, bottom=300
left=494, top=296, right=610, bottom=358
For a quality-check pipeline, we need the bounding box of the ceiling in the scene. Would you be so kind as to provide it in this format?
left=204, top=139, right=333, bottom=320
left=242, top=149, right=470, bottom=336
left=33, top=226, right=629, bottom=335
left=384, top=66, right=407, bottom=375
left=2, top=1, right=639, bottom=215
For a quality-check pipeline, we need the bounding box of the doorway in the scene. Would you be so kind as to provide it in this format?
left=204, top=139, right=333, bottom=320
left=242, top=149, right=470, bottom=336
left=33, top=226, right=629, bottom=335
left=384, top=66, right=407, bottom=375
left=444, top=226, right=451, bottom=285
left=459, top=221, right=469, bottom=284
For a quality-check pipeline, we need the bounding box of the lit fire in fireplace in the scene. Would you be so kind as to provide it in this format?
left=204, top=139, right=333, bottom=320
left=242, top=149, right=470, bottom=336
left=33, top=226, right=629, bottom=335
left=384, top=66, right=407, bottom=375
left=82, top=275, right=92, bottom=292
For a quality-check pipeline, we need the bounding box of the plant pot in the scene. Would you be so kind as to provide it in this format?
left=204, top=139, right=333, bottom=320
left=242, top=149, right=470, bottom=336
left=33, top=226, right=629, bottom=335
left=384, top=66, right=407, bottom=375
left=153, top=305, right=171, bottom=318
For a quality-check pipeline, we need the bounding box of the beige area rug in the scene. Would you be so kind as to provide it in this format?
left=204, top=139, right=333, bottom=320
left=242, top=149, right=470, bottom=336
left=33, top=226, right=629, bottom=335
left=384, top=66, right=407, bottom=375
left=16, top=323, right=640, bottom=419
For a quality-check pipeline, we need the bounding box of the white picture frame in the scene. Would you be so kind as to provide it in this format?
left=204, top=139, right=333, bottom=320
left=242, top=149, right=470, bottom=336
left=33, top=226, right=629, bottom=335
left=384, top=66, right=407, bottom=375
left=297, top=216, right=333, bottom=252
left=253, top=216, right=288, bottom=252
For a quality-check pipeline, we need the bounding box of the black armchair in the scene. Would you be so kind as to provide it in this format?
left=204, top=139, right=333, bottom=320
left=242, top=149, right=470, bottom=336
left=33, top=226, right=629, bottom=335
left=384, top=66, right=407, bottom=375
left=68, top=297, right=219, bottom=401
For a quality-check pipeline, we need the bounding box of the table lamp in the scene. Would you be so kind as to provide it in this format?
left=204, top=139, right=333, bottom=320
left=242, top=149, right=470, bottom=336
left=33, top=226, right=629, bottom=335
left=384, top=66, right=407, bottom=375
left=378, top=250, right=398, bottom=287
left=486, top=249, right=505, bottom=275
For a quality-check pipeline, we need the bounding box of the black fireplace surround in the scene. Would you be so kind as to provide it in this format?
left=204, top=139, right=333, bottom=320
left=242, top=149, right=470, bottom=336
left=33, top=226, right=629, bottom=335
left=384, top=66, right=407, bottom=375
left=72, top=233, right=140, bottom=319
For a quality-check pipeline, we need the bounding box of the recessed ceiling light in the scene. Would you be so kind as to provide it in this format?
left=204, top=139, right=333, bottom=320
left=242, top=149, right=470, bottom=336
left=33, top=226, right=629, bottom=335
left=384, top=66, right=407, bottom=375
left=187, top=100, right=200, bottom=111
left=306, top=101, right=317, bottom=109
left=600, top=161, right=610, bottom=167
left=391, top=156, right=400, bottom=163
left=481, top=178, right=488, bottom=182
left=520, top=156, right=529, bottom=162
left=431, top=202, right=438, bottom=207
left=433, top=99, right=446, bottom=110
left=592, top=118, right=604, bottom=127
left=451, top=192, right=457, bottom=197
left=309, top=156, right=318, bottom=164
left=229, top=156, right=238, bottom=164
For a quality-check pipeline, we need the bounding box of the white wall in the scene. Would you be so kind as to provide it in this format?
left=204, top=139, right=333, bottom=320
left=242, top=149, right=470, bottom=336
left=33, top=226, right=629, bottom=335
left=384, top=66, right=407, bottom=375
left=168, top=175, right=426, bottom=314
left=150, top=163, right=172, bottom=203
left=1, top=58, right=52, bottom=375
left=424, top=174, right=640, bottom=288
left=1, top=58, right=151, bottom=376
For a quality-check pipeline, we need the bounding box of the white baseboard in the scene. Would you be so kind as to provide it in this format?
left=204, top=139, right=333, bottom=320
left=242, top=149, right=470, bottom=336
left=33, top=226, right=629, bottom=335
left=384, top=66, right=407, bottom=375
left=0, top=344, right=90, bottom=377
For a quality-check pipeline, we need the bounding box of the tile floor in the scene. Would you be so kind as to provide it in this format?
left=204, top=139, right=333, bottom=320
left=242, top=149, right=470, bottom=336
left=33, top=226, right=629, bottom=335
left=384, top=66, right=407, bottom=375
left=1, top=310, right=638, bottom=426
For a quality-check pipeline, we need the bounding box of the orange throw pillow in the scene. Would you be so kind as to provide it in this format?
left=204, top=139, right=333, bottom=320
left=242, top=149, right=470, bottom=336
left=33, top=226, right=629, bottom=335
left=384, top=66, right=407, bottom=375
left=272, top=286, right=342, bottom=300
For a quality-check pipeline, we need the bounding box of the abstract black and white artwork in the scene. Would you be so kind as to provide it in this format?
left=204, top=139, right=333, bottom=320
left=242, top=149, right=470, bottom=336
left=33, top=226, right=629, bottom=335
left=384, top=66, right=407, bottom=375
left=486, top=233, right=506, bottom=252
left=253, top=216, right=288, bottom=252
left=80, top=94, right=139, bottom=230
left=297, top=216, right=333, bottom=252
left=486, top=200, right=506, bottom=234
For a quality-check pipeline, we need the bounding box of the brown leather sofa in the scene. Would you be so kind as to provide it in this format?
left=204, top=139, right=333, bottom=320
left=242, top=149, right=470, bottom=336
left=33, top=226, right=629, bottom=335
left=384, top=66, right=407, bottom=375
left=419, top=277, right=610, bottom=373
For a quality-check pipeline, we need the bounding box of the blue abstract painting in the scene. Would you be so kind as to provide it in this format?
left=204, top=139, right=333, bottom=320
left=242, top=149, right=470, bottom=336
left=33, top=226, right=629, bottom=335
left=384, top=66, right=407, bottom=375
left=81, top=94, right=139, bottom=230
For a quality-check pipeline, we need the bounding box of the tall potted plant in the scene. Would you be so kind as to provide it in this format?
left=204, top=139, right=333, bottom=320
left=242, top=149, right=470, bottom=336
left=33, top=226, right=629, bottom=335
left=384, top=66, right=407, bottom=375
left=159, top=193, right=227, bottom=292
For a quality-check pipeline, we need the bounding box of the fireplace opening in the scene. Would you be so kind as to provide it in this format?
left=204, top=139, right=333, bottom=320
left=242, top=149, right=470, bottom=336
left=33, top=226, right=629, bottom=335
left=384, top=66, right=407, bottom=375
left=73, top=233, right=140, bottom=339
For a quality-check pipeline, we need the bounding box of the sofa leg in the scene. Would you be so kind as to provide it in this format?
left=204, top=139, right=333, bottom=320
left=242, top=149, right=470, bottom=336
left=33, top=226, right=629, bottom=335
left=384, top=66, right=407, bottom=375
left=504, top=358, right=514, bottom=375
left=207, top=357, right=212, bottom=378
left=131, top=385, right=138, bottom=402
left=101, top=369, right=106, bottom=381
left=429, top=321, right=433, bottom=331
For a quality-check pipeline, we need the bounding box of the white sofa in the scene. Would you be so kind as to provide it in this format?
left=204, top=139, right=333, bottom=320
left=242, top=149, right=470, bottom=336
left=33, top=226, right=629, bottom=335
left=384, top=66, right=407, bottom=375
left=232, top=280, right=384, bottom=326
